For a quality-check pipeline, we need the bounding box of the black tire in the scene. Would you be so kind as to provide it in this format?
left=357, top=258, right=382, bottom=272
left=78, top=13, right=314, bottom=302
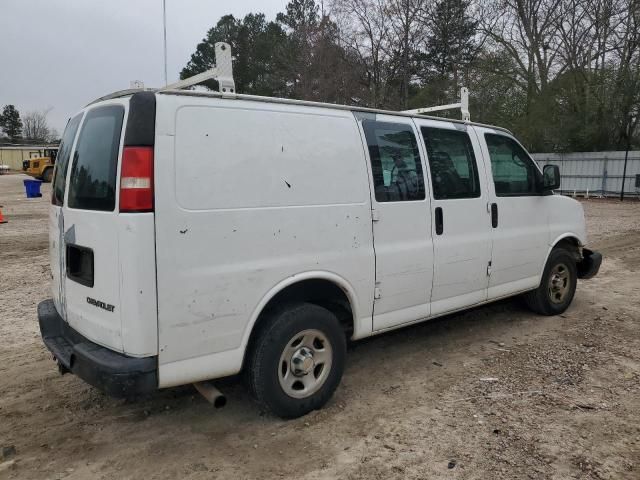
left=524, top=248, right=577, bottom=315
left=246, top=302, right=346, bottom=419
left=42, top=168, right=53, bottom=183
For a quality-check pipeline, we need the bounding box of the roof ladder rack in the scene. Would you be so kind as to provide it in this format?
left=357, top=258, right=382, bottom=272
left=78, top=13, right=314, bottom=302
left=402, top=87, right=470, bottom=121
left=159, top=42, right=235, bottom=94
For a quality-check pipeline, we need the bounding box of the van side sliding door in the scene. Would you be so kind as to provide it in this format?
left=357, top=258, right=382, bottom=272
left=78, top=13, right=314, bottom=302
left=356, top=113, right=433, bottom=331
left=415, top=120, right=492, bottom=315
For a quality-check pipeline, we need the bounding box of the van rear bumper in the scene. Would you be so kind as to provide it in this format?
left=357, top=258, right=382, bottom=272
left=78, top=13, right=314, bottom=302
left=37, top=299, right=157, bottom=397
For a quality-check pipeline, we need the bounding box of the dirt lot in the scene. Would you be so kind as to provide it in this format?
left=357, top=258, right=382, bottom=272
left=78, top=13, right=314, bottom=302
left=1, top=173, right=639, bottom=480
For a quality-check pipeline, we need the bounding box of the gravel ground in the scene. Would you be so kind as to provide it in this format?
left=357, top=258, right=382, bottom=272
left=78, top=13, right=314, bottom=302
left=1, top=173, right=639, bottom=479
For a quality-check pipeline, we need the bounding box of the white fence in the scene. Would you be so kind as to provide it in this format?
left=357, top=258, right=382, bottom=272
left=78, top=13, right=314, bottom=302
left=532, top=151, right=640, bottom=198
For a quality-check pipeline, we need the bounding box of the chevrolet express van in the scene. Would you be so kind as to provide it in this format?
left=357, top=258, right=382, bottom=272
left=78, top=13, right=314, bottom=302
left=38, top=88, right=601, bottom=418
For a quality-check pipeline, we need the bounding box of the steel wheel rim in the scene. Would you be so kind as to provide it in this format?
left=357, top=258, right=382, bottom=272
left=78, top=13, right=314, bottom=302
left=278, top=329, right=333, bottom=399
left=548, top=262, right=570, bottom=304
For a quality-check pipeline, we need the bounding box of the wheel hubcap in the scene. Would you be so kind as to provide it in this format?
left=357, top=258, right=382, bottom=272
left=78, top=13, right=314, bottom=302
left=291, top=347, right=314, bottom=376
left=548, top=263, right=570, bottom=304
left=278, top=329, right=332, bottom=399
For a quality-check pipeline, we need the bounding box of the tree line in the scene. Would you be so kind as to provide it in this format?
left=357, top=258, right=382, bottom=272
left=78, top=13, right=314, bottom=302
left=181, top=0, right=639, bottom=153
left=0, top=105, right=58, bottom=144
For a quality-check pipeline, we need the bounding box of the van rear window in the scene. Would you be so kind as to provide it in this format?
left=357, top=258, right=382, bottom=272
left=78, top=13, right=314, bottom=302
left=52, top=113, right=83, bottom=206
left=68, top=105, right=124, bottom=211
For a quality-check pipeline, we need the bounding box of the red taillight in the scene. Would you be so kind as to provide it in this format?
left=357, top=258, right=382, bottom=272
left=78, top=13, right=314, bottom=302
left=119, top=146, right=154, bottom=212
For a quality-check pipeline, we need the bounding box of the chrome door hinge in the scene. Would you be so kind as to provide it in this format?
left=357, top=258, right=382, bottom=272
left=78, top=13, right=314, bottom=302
left=372, top=209, right=380, bottom=222
left=374, top=286, right=382, bottom=299
left=487, top=261, right=492, bottom=276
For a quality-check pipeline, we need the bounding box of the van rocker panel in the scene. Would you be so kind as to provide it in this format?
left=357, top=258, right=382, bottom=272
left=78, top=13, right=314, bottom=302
left=38, top=299, right=157, bottom=397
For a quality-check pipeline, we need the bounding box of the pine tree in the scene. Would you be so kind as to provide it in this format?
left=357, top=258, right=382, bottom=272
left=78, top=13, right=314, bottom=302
left=180, top=14, right=288, bottom=96
left=0, top=105, right=23, bottom=141
left=276, top=0, right=320, bottom=99
left=422, top=0, right=478, bottom=87
left=276, top=0, right=319, bottom=31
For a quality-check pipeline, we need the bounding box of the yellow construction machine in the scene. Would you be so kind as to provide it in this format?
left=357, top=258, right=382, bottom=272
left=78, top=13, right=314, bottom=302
left=22, top=148, right=58, bottom=182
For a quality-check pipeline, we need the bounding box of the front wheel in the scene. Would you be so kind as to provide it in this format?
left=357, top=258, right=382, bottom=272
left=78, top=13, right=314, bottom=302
left=42, top=168, right=53, bottom=183
left=246, top=303, right=346, bottom=419
left=524, top=248, right=577, bottom=315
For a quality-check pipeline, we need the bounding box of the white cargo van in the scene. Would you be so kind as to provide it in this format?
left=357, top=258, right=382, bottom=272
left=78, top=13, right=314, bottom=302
left=38, top=55, right=601, bottom=418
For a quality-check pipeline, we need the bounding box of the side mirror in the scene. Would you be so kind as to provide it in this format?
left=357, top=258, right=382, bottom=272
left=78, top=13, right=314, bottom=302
left=543, top=164, right=560, bottom=191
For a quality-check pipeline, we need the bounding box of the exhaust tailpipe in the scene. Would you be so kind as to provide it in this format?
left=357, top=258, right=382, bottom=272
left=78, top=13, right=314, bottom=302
left=193, top=381, right=227, bottom=408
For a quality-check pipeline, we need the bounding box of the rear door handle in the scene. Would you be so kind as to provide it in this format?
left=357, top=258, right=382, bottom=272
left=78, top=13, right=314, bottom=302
left=66, top=244, right=94, bottom=288
left=435, top=207, right=443, bottom=235
left=491, top=203, right=498, bottom=228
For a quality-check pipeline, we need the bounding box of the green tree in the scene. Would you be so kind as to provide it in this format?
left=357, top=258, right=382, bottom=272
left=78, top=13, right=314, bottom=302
left=421, top=0, right=477, bottom=85
left=178, top=0, right=638, bottom=152
left=410, top=0, right=478, bottom=112
left=276, top=0, right=319, bottom=99
left=0, top=105, right=23, bottom=141
left=277, top=0, right=319, bottom=31
left=180, top=14, right=288, bottom=96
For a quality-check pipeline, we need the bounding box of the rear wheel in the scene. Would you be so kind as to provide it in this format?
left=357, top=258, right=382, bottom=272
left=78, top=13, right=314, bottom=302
left=246, top=303, right=346, bottom=419
left=524, top=248, right=577, bottom=315
left=42, top=168, right=53, bottom=183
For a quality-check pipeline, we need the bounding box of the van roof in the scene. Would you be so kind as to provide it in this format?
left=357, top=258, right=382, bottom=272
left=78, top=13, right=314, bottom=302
left=88, top=88, right=513, bottom=135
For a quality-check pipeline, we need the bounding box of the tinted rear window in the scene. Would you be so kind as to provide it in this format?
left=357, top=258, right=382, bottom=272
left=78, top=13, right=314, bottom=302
left=421, top=127, right=481, bottom=200
left=52, top=113, right=83, bottom=205
left=68, top=105, right=124, bottom=211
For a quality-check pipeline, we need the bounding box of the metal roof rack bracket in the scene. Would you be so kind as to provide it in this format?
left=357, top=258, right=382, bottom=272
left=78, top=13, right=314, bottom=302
left=402, top=87, right=470, bottom=121
left=159, top=42, right=235, bottom=94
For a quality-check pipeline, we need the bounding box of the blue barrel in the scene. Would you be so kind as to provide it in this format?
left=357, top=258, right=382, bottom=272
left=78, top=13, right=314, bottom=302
left=23, top=179, right=43, bottom=198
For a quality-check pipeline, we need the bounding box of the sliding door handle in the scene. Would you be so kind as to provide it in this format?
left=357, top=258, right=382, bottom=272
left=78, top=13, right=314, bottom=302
left=491, top=203, right=498, bottom=228
left=435, top=207, right=443, bottom=235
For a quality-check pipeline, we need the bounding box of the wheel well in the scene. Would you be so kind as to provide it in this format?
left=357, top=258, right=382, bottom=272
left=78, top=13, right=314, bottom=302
left=245, top=279, right=354, bottom=365
left=554, top=237, right=581, bottom=260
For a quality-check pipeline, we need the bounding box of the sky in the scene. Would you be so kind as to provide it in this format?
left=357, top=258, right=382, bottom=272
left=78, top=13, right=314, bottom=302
left=0, top=0, right=286, bottom=136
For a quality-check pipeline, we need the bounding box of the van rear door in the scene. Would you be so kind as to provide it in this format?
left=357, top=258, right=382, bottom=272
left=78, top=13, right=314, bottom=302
left=59, top=103, right=127, bottom=351
left=50, top=113, right=83, bottom=320
left=50, top=94, right=158, bottom=357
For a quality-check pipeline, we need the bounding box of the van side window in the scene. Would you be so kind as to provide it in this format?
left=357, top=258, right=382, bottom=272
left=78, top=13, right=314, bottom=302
left=68, top=105, right=124, bottom=211
left=52, top=113, right=83, bottom=206
left=485, top=134, right=540, bottom=196
left=421, top=127, right=480, bottom=200
left=362, top=120, right=425, bottom=202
